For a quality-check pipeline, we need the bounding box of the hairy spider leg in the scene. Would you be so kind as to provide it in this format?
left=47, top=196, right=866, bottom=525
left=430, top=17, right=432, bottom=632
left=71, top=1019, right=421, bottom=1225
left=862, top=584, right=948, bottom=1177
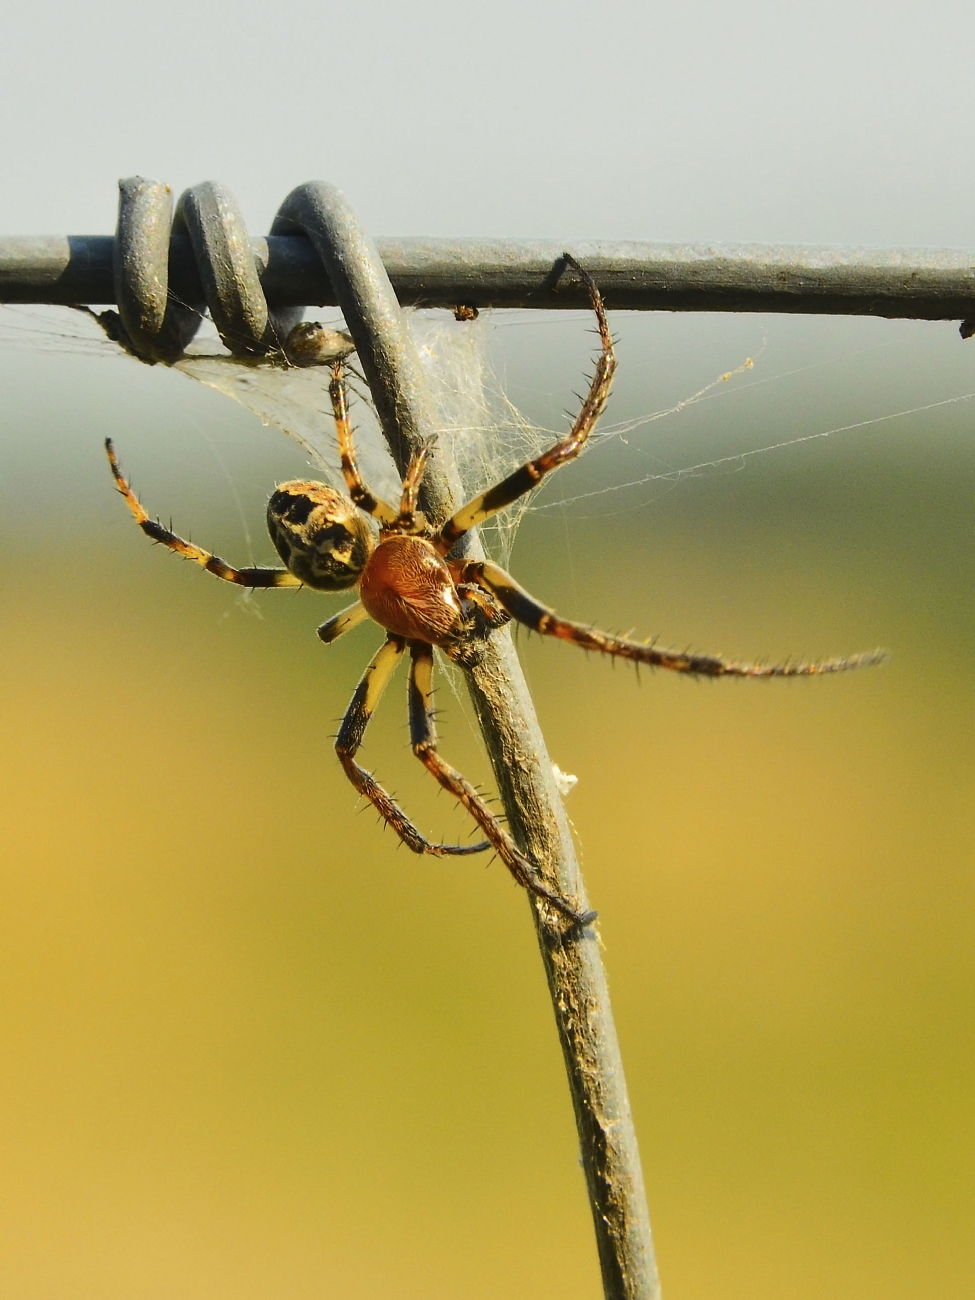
left=335, top=636, right=491, bottom=858
left=398, top=444, right=430, bottom=529
left=106, top=439, right=302, bottom=588
left=317, top=602, right=371, bottom=644
left=458, top=559, right=888, bottom=678
left=408, top=643, right=595, bottom=924
left=328, top=362, right=399, bottom=526
left=453, top=582, right=511, bottom=632
left=435, top=254, right=616, bottom=555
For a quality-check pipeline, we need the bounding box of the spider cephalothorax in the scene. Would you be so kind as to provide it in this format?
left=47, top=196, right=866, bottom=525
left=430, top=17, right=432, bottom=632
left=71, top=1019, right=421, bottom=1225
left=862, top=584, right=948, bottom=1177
left=106, top=256, right=884, bottom=926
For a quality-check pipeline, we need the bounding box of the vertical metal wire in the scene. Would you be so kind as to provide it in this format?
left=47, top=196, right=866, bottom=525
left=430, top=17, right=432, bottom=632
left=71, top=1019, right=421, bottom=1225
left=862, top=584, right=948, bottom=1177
left=268, top=183, right=455, bottom=523
left=103, top=174, right=661, bottom=1298
left=271, top=181, right=661, bottom=1300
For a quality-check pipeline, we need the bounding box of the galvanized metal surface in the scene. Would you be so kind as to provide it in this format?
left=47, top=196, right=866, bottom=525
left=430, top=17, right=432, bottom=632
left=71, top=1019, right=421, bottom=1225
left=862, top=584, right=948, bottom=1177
left=3, top=231, right=975, bottom=320
left=294, top=180, right=661, bottom=1300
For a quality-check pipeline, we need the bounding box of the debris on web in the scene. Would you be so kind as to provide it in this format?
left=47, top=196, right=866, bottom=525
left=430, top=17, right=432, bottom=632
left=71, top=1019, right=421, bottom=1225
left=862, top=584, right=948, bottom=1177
left=174, top=325, right=402, bottom=508
left=552, top=764, right=579, bottom=797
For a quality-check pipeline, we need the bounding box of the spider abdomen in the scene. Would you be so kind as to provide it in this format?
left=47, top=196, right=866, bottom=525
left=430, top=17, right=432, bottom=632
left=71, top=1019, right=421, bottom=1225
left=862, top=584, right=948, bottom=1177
left=359, top=534, right=465, bottom=646
left=266, top=480, right=375, bottom=591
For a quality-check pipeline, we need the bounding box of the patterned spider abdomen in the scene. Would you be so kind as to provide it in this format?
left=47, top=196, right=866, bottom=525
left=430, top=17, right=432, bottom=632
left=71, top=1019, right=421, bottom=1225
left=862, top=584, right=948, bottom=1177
left=358, top=534, right=465, bottom=645
left=267, top=480, right=375, bottom=591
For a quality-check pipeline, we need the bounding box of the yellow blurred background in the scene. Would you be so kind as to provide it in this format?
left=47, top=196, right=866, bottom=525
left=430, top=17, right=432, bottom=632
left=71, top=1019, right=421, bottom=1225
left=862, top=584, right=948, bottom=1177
left=1, top=307, right=972, bottom=1299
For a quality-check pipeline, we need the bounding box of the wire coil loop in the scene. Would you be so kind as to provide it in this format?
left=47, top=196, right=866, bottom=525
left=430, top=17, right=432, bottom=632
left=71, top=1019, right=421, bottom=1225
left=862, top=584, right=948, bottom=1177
left=115, top=177, right=298, bottom=364
left=111, top=177, right=377, bottom=375
left=111, top=177, right=454, bottom=502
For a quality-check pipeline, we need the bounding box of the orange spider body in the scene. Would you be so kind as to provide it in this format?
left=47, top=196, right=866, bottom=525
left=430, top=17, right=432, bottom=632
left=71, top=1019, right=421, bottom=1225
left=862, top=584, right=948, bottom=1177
left=358, top=534, right=464, bottom=647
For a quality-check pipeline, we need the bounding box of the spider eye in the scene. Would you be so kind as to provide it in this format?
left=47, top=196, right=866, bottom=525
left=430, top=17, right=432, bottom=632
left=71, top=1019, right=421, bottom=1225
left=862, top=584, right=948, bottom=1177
left=267, top=481, right=375, bottom=591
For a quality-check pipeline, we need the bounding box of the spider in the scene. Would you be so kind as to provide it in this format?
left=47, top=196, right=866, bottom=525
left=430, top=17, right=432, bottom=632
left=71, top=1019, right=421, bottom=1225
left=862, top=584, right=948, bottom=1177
left=105, top=256, right=883, bottom=926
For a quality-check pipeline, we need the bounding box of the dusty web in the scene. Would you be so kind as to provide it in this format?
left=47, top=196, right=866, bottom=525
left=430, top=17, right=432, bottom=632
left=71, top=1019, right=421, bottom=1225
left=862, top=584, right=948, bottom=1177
left=174, top=309, right=554, bottom=565
left=528, top=333, right=975, bottom=516
left=5, top=304, right=975, bottom=552
left=407, top=312, right=549, bottom=564
left=0, top=303, right=125, bottom=357
left=0, top=303, right=549, bottom=563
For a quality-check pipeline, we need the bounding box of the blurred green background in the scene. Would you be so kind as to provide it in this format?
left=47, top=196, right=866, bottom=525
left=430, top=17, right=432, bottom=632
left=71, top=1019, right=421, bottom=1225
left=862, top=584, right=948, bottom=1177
left=1, top=303, right=972, bottom=1298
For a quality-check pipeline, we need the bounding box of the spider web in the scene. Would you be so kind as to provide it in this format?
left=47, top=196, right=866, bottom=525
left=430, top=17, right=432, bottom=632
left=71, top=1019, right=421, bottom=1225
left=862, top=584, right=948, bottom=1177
left=0, top=302, right=554, bottom=563
left=5, top=302, right=974, bottom=561
left=408, top=313, right=550, bottom=564
left=175, top=310, right=552, bottom=566
left=170, top=310, right=771, bottom=565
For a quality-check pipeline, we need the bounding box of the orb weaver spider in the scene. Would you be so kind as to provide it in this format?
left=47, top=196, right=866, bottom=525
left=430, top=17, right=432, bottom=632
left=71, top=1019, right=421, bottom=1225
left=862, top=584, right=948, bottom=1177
left=106, top=256, right=883, bottom=925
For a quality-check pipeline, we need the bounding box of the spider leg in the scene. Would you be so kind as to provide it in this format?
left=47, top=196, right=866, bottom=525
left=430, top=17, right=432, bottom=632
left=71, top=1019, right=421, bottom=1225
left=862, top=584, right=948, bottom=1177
left=328, top=361, right=399, bottom=526
left=335, top=635, right=490, bottom=858
left=317, top=601, right=371, bottom=645
left=408, top=642, right=595, bottom=924
left=397, top=444, right=431, bottom=529
left=455, top=582, right=511, bottom=632
left=458, top=559, right=888, bottom=677
left=106, top=440, right=302, bottom=588
left=435, top=255, right=616, bottom=555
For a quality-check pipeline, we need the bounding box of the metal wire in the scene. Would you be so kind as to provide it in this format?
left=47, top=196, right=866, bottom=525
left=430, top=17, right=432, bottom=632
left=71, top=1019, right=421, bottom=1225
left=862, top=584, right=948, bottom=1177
left=25, top=177, right=657, bottom=1297
left=2, top=177, right=975, bottom=352
left=281, top=180, right=661, bottom=1300
left=269, top=182, right=451, bottom=508
left=113, top=177, right=307, bottom=363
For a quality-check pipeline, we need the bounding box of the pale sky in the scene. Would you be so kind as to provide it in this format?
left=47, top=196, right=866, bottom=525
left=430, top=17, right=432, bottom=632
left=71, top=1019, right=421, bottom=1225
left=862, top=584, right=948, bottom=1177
left=2, top=0, right=973, bottom=249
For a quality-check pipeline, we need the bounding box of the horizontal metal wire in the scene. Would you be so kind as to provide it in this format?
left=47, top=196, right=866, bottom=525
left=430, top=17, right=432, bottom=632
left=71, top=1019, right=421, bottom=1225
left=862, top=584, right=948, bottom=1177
left=4, top=232, right=975, bottom=320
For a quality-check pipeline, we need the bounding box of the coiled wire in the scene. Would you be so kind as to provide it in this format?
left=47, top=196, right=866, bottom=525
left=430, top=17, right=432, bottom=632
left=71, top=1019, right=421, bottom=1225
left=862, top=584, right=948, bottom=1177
left=111, top=177, right=458, bottom=510
left=103, top=177, right=658, bottom=1295
left=111, top=177, right=338, bottom=367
